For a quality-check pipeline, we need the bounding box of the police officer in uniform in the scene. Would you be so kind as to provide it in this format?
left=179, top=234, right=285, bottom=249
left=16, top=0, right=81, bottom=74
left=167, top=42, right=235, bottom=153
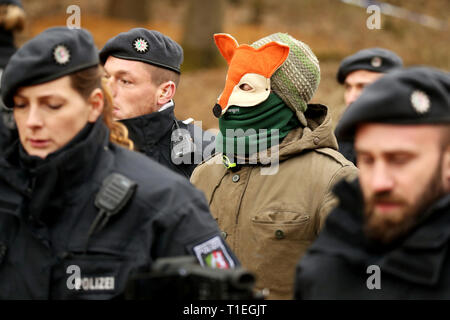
left=294, top=67, right=450, bottom=299
left=0, top=27, right=238, bottom=299
left=335, top=48, right=403, bottom=164
left=100, top=28, right=215, bottom=179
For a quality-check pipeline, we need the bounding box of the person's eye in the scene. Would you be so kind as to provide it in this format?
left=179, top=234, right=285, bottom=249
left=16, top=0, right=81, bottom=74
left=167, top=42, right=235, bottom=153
left=120, top=79, right=132, bottom=85
left=48, top=104, right=63, bottom=110
left=14, top=103, right=27, bottom=109
left=390, top=155, right=411, bottom=165
left=239, top=83, right=253, bottom=91
left=357, top=154, right=374, bottom=166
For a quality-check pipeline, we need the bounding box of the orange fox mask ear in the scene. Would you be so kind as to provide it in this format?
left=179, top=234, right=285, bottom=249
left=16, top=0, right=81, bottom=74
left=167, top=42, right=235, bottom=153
left=212, top=33, right=290, bottom=118
left=214, top=33, right=239, bottom=64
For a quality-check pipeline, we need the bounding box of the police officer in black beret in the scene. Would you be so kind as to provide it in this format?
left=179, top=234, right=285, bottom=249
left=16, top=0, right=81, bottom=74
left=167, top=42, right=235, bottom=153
left=100, top=28, right=215, bottom=179
left=294, top=67, right=450, bottom=299
left=335, top=47, right=403, bottom=164
left=0, top=26, right=239, bottom=299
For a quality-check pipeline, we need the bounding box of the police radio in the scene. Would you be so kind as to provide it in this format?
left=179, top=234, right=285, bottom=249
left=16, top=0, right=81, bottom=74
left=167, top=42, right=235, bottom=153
left=86, top=173, right=137, bottom=249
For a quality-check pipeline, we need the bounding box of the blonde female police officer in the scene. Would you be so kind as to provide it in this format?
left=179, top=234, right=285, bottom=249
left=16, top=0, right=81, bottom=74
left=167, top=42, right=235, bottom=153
left=0, top=27, right=238, bottom=299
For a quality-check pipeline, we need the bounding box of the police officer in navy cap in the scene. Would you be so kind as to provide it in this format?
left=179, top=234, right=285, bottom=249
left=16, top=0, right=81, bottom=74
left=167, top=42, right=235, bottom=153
left=294, top=67, right=450, bottom=299
left=0, top=26, right=239, bottom=299
left=0, top=0, right=25, bottom=151
left=100, top=28, right=215, bottom=179
left=335, top=47, right=403, bottom=164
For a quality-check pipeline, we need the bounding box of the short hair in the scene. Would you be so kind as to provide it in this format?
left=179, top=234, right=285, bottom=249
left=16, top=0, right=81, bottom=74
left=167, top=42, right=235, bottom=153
left=145, top=63, right=180, bottom=87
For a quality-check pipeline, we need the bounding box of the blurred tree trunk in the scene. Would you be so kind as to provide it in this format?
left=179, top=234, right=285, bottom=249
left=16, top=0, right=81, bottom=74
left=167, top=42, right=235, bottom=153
left=249, top=0, right=264, bottom=25
left=181, top=0, right=226, bottom=71
left=107, top=0, right=150, bottom=22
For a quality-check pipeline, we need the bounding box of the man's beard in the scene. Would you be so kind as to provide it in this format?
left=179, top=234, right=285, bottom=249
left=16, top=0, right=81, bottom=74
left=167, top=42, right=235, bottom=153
left=363, top=157, right=445, bottom=245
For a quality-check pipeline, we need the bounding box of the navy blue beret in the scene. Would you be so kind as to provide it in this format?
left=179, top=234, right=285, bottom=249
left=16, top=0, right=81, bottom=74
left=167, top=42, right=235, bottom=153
left=335, top=67, right=450, bottom=140
left=99, top=28, right=183, bottom=74
left=337, top=48, right=403, bottom=84
left=1, top=26, right=99, bottom=109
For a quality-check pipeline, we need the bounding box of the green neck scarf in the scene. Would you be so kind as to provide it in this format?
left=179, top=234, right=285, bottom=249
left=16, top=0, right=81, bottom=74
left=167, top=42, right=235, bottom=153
left=217, top=93, right=301, bottom=158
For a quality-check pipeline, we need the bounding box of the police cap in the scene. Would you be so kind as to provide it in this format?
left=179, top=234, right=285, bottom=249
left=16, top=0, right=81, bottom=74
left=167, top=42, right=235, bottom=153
left=337, top=48, right=403, bottom=84
left=1, top=26, right=99, bottom=109
left=99, top=28, right=183, bottom=74
left=335, top=67, right=450, bottom=140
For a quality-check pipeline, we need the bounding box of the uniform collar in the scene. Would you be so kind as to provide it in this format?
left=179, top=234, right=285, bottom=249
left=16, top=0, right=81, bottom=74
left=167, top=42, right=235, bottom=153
left=312, top=179, right=450, bottom=286
left=119, top=105, right=175, bottom=151
left=157, top=100, right=174, bottom=113
left=0, top=120, right=109, bottom=222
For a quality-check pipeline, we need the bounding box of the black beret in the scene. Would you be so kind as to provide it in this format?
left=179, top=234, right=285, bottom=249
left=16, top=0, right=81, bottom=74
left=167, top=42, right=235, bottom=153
left=99, top=28, right=183, bottom=74
left=0, top=0, right=22, bottom=7
left=337, top=48, right=403, bottom=84
left=335, top=67, right=450, bottom=140
left=1, top=26, right=99, bottom=109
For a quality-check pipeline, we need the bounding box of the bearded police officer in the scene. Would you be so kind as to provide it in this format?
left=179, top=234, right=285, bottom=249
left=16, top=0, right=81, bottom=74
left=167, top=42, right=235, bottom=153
left=100, top=28, right=215, bottom=179
left=294, top=67, right=450, bottom=299
left=0, top=26, right=239, bottom=299
left=336, top=48, right=403, bottom=164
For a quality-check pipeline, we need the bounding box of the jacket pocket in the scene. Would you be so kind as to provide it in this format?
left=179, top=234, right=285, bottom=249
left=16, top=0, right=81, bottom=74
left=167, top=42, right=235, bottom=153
left=251, top=209, right=312, bottom=241
left=249, top=209, right=314, bottom=298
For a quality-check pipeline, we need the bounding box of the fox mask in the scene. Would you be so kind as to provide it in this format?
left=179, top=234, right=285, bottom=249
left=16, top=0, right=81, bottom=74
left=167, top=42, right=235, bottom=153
left=212, top=33, right=290, bottom=118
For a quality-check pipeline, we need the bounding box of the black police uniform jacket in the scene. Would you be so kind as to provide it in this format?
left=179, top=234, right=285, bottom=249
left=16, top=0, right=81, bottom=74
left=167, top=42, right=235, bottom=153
left=120, top=105, right=215, bottom=179
left=0, top=120, right=237, bottom=299
left=294, top=179, right=450, bottom=299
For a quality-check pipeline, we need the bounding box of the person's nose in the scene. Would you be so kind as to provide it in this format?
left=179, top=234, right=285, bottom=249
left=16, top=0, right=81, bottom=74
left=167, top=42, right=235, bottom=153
left=345, top=87, right=361, bottom=107
left=106, top=77, right=117, bottom=97
left=26, top=105, right=44, bottom=129
left=369, top=161, right=394, bottom=194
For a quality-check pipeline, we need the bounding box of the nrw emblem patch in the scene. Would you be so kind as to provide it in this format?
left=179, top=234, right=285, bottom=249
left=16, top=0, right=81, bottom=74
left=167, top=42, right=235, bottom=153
left=193, top=236, right=235, bottom=269
left=53, top=44, right=71, bottom=65
left=410, top=90, right=430, bottom=114
left=133, top=38, right=149, bottom=53
left=371, top=56, right=382, bottom=68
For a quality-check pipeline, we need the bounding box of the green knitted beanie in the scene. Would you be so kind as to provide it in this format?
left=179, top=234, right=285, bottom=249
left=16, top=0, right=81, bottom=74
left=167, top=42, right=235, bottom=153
left=251, top=33, right=320, bottom=126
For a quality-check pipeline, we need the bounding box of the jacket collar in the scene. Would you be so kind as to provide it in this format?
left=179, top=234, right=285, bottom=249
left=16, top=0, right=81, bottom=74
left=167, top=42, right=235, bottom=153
left=119, top=105, right=175, bottom=152
left=0, top=120, right=109, bottom=220
left=312, top=179, right=450, bottom=286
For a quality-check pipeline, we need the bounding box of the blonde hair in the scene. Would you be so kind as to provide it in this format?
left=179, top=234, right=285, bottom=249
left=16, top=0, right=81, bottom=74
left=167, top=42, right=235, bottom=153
left=0, top=4, right=26, bottom=32
left=69, top=66, right=134, bottom=150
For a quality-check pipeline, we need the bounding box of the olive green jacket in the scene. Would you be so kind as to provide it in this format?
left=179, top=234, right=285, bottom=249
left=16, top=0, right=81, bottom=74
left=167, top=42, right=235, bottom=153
left=191, top=104, right=358, bottom=299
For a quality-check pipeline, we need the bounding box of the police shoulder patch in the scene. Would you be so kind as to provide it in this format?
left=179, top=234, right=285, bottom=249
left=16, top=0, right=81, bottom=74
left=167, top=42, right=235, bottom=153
left=193, top=235, right=235, bottom=269
left=410, top=90, right=430, bottom=114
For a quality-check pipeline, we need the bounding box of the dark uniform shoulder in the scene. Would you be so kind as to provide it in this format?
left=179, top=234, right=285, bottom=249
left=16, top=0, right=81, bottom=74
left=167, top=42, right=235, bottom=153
left=109, top=143, right=204, bottom=206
